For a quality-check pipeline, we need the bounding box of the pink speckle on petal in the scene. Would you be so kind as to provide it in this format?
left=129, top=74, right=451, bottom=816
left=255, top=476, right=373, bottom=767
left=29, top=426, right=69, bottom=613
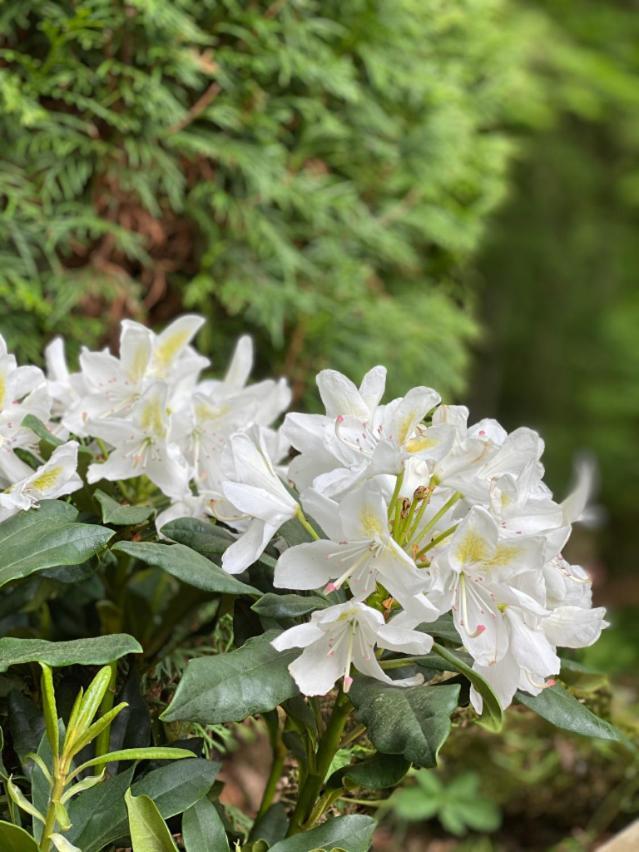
left=336, top=415, right=344, bottom=424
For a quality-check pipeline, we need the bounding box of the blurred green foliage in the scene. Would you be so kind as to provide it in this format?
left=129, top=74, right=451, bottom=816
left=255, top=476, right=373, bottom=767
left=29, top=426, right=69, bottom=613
left=0, top=0, right=637, bottom=563
left=0, top=0, right=540, bottom=400
left=472, top=0, right=639, bottom=573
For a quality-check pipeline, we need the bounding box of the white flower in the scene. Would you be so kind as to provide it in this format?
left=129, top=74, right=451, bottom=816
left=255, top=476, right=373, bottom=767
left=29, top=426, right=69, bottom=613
left=271, top=600, right=433, bottom=695
left=0, top=441, right=82, bottom=522
left=64, top=315, right=208, bottom=434
left=86, top=382, right=190, bottom=499
left=274, top=479, right=434, bottom=612
left=220, top=427, right=298, bottom=574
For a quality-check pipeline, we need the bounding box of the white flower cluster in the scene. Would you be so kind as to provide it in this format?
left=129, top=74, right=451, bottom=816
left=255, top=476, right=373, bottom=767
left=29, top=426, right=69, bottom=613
left=0, top=317, right=606, bottom=711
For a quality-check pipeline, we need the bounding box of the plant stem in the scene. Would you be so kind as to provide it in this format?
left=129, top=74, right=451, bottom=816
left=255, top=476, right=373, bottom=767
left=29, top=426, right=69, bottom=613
left=295, top=507, right=320, bottom=540
left=39, top=758, right=67, bottom=851
left=256, top=712, right=287, bottom=820
left=413, top=491, right=461, bottom=544
left=288, top=691, right=351, bottom=835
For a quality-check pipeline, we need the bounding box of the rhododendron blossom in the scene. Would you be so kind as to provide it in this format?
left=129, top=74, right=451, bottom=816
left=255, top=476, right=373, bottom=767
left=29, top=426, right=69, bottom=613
left=0, top=316, right=605, bottom=714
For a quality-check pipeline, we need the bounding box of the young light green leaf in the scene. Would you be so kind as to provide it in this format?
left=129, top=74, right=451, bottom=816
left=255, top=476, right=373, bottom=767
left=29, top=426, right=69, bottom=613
left=349, top=679, right=460, bottom=768
left=113, top=541, right=259, bottom=596
left=125, top=789, right=179, bottom=851
left=0, top=501, right=114, bottom=589
left=74, top=666, right=116, bottom=735
left=432, top=642, right=503, bottom=732
left=161, top=632, right=299, bottom=725
left=0, top=635, right=142, bottom=674
left=67, top=702, right=128, bottom=757
left=6, top=776, right=45, bottom=823
left=39, top=664, right=59, bottom=759
left=25, top=752, right=52, bottom=786
left=269, top=815, right=376, bottom=852
left=62, top=770, right=106, bottom=804
left=182, top=797, right=230, bottom=852
left=71, top=747, right=195, bottom=779
left=0, top=820, right=39, bottom=851
left=50, top=834, right=81, bottom=852
left=95, top=490, right=155, bottom=526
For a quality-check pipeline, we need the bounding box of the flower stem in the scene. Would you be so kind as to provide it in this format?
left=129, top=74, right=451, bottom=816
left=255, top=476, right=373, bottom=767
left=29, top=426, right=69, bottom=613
left=288, top=691, right=351, bottom=834
left=295, top=507, right=320, bottom=540
left=256, top=711, right=287, bottom=820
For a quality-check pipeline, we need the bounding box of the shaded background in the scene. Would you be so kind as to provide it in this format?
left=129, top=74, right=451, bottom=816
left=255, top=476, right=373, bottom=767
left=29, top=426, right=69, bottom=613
left=1, top=0, right=637, bottom=847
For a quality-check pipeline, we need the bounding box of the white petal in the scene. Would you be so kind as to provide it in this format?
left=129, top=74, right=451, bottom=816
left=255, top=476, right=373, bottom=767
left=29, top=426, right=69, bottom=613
left=152, top=314, right=205, bottom=376
left=543, top=605, right=607, bottom=648
left=316, top=370, right=369, bottom=419
left=384, top=387, right=441, bottom=447
left=289, top=636, right=343, bottom=696
left=376, top=623, right=433, bottom=656
left=120, top=320, right=152, bottom=383
left=223, top=482, right=296, bottom=524
left=300, top=488, right=343, bottom=541
left=340, top=483, right=389, bottom=542
left=224, top=335, right=253, bottom=388
left=359, top=365, right=387, bottom=412
left=221, top=518, right=277, bottom=574
left=561, top=455, right=596, bottom=525
left=271, top=623, right=324, bottom=651
left=274, top=541, right=343, bottom=590
left=448, top=507, right=499, bottom=572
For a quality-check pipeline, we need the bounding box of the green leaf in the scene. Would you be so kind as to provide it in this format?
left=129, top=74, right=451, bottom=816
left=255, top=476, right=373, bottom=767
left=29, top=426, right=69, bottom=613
left=95, top=490, right=155, bottom=526
left=113, top=541, right=258, bottom=596
left=250, top=803, right=288, bottom=845
left=251, top=593, right=329, bottom=620
left=161, top=632, right=299, bottom=724
left=183, top=797, right=230, bottom=852
left=422, top=614, right=461, bottom=646
left=21, top=414, right=65, bottom=452
left=0, top=635, right=142, bottom=674
left=39, top=663, right=59, bottom=758
left=125, top=789, right=178, bottom=852
left=160, top=517, right=236, bottom=559
left=72, top=747, right=196, bottom=777
left=342, top=754, right=411, bottom=789
left=0, top=501, right=114, bottom=589
left=516, top=684, right=630, bottom=745
left=560, top=658, right=608, bottom=691
left=349, top=679, right=460, bottom=768
left=432, top=643, right=503, bottom=732
left=0, top=821, right=39, bottom=851
left=68, top=759, right=220, bottom=852
left=269, top=815, right=376, bottom=852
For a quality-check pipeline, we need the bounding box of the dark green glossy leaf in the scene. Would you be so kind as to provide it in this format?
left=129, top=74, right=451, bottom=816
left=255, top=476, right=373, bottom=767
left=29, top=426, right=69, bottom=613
left=432, top=643, right=503, bottom=732
left=343, top=754, right=411, bottom=789
left=0, top=501, right=113, bottom=588
left=269, top=815, right=376, bottom=852
left=113, top=541, right=258, bottom=596
left=162, top=632, right=298, bottom=724
left=250, top=803, right=288, bottom=846
left=251, top=593, right=329, bottom=620
left=0, top=821, right=39, bottom=851
left=516, top=684, right=629, bottom=744
left=0, top=634, right=142, bottom=673
left=95, top=490, right=155, bottom=526
left=183, top=797, right=230, bottom=852
left=68, top=759, right=219, bottom=851
left=160, top=517, right=236, bottom=559
left=349, top=679, right=459, bottom=768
